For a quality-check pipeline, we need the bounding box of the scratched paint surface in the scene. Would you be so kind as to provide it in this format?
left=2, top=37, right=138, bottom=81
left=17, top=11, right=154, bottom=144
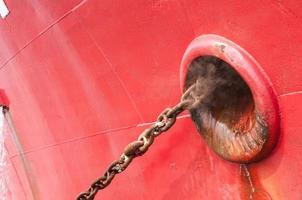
left=0, top=0, right=301, bottom=199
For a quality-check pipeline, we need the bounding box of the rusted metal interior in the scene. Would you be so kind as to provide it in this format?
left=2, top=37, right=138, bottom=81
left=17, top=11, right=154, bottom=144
left=184, top=56, right=268, bottom=163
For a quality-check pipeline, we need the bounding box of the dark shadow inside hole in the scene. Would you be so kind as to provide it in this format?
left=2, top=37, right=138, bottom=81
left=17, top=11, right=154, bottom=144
left=183, top=56, right=271, bottom=163
left=185, top=56, right=255, bottom=133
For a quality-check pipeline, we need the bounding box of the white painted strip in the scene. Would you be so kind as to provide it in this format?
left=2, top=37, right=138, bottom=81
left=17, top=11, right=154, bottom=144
left=0, top=107, right=7, bottom=200
left=0, top=0, right=9, bottom=19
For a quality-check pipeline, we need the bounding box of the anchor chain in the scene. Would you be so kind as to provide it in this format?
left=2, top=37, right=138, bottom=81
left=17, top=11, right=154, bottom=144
left=76, top=85, right=197, bottom=200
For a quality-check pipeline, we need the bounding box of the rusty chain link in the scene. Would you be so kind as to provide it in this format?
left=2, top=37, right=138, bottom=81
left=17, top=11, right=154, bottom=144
left=76, top=85, right=197, bottom=200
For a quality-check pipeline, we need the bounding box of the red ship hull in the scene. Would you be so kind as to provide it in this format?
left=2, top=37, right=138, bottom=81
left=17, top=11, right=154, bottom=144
left=0, top=0, right=302, bottom=199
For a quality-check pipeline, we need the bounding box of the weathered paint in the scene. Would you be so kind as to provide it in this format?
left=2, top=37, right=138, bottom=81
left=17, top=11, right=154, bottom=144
left=0, top=0, right=301, bottom=199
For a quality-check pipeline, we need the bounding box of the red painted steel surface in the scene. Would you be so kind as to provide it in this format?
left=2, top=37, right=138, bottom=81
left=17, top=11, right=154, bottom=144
left=0, top=0, right=301, bottom=199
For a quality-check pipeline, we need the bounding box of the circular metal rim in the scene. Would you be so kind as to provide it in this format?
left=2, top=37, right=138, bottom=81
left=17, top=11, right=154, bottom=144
left=180, top=34, right=280, bottom=162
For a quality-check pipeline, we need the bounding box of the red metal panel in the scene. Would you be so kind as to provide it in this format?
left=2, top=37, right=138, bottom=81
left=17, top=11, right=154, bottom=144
left=0, top=0, right=301, bottom=199
left=0, top=12, right=142, bottom=152
left=10, top=118, right=243, bottom=199
left=0, top=0, right=82, bottom=66
left=182, top=0, right=302, bottom=95
left=249, top=93, right=302, bottom=200
left=74, top=0, right=195, bottom=121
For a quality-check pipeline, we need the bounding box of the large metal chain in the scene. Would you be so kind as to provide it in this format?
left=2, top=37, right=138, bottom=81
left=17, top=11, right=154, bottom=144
left=76, top=85, right=197, bottom=200
left=76, top=101, right=190, bottom=199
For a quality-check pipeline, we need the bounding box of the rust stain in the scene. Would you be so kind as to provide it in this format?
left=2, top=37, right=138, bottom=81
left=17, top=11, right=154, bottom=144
left=240, top=164, right=272, bottom=200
